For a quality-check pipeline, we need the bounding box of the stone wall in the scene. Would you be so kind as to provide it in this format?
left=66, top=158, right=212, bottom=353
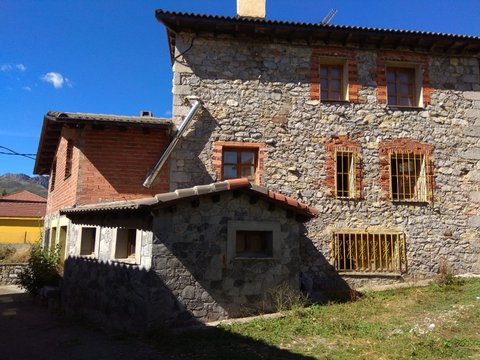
left=169, top=33, right=480, bottom=284
left=151, top=192, right=302, bottom=321
left=0, top=263, right=26, bottom=285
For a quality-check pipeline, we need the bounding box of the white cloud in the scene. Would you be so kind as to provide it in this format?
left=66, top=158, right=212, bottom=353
left=41, top=72, right=66, bottom=89
left=23, top=86, right=32, bottom=91
left=1, top=64, right=13, bottom=72
left=1, top=63, right=27, bottom=72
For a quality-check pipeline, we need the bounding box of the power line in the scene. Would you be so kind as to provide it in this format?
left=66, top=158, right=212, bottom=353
left=0, top=146, right=36, bottom=160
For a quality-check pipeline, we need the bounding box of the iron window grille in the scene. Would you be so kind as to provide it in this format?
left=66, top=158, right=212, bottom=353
left=390, top=152, right=429, bottom=202
left=332, top=231, right=407, bottom=274
left=335, top=150, right=356, bottom=199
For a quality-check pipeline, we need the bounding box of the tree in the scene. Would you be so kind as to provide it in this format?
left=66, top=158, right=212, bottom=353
left=1, top=189, right=6, bottom=196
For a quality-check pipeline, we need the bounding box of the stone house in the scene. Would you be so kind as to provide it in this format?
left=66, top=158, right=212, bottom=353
left=155, top=1, right=480, bottom=288
left=33, top=0, right=480, bottom=327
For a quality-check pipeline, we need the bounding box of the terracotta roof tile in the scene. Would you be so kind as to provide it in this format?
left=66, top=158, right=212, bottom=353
left=61, top=179, right=317, bottom=219
left=0, top=191, right=47, bottom=218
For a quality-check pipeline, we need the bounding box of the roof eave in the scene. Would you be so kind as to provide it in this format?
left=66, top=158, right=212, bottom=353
left=155, top=10, right=480, bottom=60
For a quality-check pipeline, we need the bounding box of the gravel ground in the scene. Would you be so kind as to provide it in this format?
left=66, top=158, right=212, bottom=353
left=0, top=285, right=175, bottom=360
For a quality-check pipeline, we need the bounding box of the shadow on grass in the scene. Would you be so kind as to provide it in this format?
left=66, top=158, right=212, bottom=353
left=150, top=326, right=316, bottom=360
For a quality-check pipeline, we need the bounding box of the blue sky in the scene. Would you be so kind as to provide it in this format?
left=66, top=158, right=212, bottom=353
left=1, top=0, right=479, bottom=176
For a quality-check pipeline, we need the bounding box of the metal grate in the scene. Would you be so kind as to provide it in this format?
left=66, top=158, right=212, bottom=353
left=335, top=150, right=355, bottom=198
left=390, top=152, right=428, bottom=202
left=332, top=231, right=407, bottom=274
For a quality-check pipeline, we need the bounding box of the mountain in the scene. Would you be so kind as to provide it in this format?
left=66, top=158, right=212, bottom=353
left=0, top=173, right=49, bottom=198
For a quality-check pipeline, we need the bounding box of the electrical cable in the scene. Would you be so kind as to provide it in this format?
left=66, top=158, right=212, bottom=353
left=0, top=145, right=36, bottom=160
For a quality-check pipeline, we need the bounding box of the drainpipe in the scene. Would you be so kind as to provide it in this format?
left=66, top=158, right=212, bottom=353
left=143, top=99, right=202, bottom=188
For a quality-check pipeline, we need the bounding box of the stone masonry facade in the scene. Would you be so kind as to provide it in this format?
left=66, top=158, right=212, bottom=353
left=169, top=33, right=480, bottom=285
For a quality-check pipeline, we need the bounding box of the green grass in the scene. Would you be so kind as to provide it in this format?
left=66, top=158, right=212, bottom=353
left=152, top=279, right=480, bottom=359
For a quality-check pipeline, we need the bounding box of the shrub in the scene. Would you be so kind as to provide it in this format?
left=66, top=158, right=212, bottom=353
left=435, top=259, right=461, bottom=286
left=267, top=282, right=310, bottom=312
left=0, top=246, right=16, bottom=262
left=17, top=243, right=60, bottom=295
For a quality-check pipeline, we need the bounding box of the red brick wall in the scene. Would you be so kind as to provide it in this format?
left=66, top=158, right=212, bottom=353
left=212, top=141, right=266, bottom=185
left=376, top=50, right=431, bottom=105
left=325, top=136, right=363, bottom=199
left=378, top=138, right=435, bottom=201
left=46, top=125, right=171, bottom=213
left=46, top=128, right=79, bottom=214
left=310, top=47, right=361, bottom=102
left=76, top=126, right=170, bottom=205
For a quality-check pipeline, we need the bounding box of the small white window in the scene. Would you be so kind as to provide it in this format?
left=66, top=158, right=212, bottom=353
left=80, top=227, right=97, bottom=256
left=113, top=228, right=141, bottom=264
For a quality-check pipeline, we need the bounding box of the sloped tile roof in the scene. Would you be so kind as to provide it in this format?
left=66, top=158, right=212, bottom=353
left=34, top=111, right=173, bottom=175
left=61, top=179, right=318, bottom=219
left=156, top=9, right=480, bottom=62
left=1, top=190, right=46, bottom=202
left=0, top=190, right=47, bottom=218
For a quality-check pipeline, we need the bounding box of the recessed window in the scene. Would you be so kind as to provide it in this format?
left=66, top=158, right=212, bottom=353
left=115, top=229, right=137, bottom=260
left=320, top=64, right=344, bottom=101
left=222, top=148, right=258, bottom=181
left=332, top=231, right=407, bottom=274
left=50, top=159, right=57, bottom=192
left=64, top=140, right=73, bottom=179
left=236, top=230, right=273, bottom=258
left=386, top=67, right=416, bottom=107
left=390, top=152, right=428, bottom=202
left=80, top=227, right=97, bottom=256
left=336, top=150, right=355, bottom=198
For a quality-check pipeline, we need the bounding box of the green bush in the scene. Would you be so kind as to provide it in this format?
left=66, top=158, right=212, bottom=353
left=17, top=243, right=60, bottom=295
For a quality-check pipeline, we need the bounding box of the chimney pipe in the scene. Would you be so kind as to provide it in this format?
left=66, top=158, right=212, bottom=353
left=237, top=0, right=266, bottom=19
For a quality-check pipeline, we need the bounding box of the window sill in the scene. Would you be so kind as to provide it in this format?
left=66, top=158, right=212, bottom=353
left=387, top=105, right=424, bottom=111
left=321, top=100, right=350, bottom=105
left=391, top=200, right=429, bottom=206
left=338, top=271, right=404, bottom=278
left=111, top=258, right=138, bottom=265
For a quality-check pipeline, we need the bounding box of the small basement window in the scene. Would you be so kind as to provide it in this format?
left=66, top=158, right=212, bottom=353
left=80, top=227, right=97, bottom=256
left=332, top=231, right=407, bottom=274
left=235, top=230, right=273, bottom=258
left=115, top=229, right=137, bottom=260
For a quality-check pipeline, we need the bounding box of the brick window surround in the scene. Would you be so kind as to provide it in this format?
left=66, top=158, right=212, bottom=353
left=325, top=136, right=362, bottom=199
left=379, top=139, right=435, bottom=202
left=310, top=47, right=361, bottom=103
left=376, top=50, right=431, bottom=106
left=212, top=141, right=266, bottom=184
